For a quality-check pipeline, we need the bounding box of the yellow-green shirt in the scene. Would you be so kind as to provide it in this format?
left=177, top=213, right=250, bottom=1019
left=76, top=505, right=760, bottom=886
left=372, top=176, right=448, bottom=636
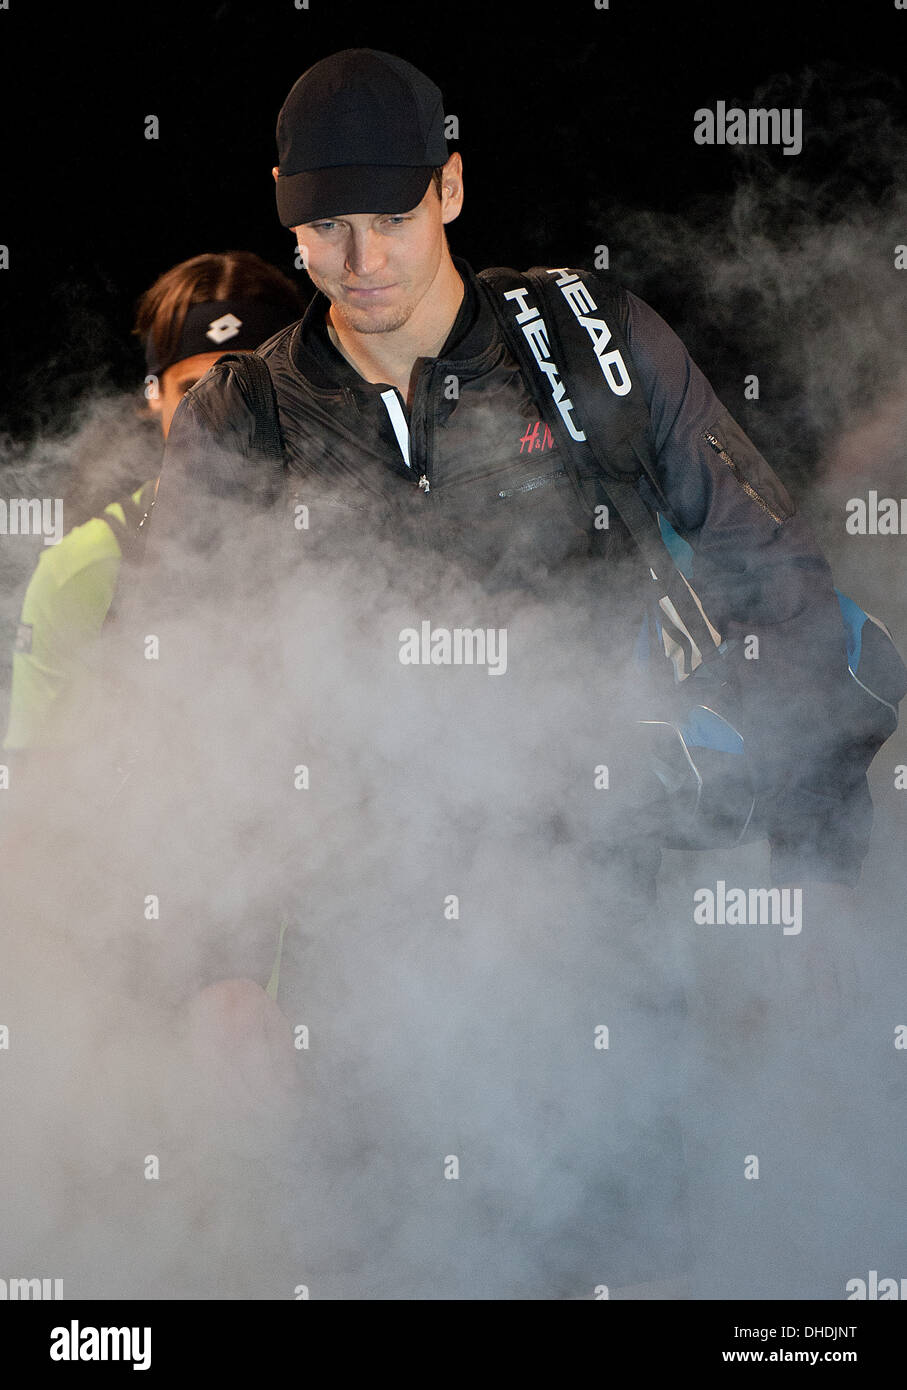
left=3, top=480, right=156, bottom=750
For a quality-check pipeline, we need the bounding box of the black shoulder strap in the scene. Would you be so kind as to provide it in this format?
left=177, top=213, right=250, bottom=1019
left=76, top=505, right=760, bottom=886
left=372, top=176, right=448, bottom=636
left=476, top=265, right=722, bottom=670
left=102, top=478, right=157, bottom=565
left=216, top=351, right=286, bottom=464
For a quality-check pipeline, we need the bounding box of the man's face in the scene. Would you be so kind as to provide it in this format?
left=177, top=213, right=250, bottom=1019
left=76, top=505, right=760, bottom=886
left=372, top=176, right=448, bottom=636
left=289, top=153, right=463, bottom=336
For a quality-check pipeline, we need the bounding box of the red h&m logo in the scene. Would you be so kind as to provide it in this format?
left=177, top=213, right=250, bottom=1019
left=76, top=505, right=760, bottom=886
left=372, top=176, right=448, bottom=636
left=519, top=421, right=555, bottom=454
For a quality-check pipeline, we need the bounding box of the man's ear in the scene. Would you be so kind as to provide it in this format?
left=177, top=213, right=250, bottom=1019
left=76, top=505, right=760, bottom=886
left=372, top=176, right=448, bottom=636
left=440, top=151, right=464, bottom=225
left=271, top=165, right=279, bottom=183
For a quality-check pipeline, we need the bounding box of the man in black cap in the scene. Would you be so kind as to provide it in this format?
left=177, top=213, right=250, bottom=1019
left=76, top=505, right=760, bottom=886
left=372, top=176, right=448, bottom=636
left=272, top=49, right=465, bottom=413
left=137, top=48, right=895, bottom=1300
left=152, top=46, right=877, bottom=892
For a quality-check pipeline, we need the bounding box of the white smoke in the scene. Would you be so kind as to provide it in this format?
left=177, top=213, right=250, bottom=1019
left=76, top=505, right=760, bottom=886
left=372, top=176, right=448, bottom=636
left=1, top=58, right=906, bottom=1301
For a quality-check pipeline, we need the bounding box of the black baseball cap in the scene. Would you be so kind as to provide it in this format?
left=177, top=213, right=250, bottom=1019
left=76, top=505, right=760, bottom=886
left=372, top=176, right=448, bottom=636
left=275, top=49, right=449, bottom=228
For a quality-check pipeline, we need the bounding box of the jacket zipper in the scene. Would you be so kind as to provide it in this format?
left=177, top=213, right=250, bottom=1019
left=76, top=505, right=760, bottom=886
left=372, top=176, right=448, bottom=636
left=702, top=430, right=786, bottom=524
left=409, top=363, right=437, bottom=495
left=498, top=468, right=567, bottom=498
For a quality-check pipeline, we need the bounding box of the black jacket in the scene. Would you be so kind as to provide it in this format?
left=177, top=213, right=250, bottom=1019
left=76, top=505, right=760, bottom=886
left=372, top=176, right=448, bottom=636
left=148, top=255, right=874, bottom=885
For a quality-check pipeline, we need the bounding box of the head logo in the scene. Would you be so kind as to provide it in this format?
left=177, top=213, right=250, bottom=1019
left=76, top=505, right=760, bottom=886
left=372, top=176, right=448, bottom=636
left=206, top=312, right=243, bottom=345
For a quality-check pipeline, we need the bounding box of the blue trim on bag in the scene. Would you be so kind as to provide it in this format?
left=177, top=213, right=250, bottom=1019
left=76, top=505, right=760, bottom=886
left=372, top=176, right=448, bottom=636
left=679, top=705, right=745, bottom=754
left=835, top=589, right=866, bottom=673
left=655, top=524, right=869, bottom=676
left=658, top=515, right=694, bottom=578
left=637, top=534, right=885, bottom=755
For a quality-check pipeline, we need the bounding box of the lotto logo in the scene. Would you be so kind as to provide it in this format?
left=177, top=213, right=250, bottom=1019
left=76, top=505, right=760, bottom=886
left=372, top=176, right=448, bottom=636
left=206, top=312, right=243, bottom=344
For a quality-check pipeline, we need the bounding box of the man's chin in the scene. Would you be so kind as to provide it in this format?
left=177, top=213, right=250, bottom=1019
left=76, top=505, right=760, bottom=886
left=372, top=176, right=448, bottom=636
left=333, top=298, right=413, bottom=335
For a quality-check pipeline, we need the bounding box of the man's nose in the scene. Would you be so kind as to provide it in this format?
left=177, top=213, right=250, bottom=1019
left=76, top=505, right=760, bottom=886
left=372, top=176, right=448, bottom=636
left=345, top=230, right=386, bottom=279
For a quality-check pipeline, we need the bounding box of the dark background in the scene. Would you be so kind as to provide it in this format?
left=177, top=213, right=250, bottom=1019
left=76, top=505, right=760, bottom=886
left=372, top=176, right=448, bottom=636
left=1, top=0, right=905, bottom=452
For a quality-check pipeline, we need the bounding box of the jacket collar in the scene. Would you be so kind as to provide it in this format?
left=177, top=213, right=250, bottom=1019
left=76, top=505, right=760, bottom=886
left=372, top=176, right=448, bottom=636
left=289, top=255, right=500, bottom=391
